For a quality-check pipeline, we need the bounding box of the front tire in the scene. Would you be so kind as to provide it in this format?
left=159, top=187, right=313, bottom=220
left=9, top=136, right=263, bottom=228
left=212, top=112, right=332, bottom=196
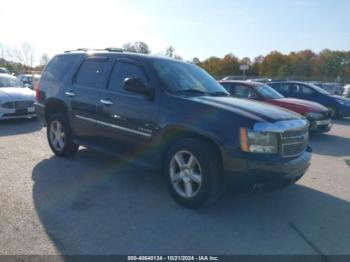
left=164, top=139, right=223, bottom=208
left=47, top=113, right=79, bottom=157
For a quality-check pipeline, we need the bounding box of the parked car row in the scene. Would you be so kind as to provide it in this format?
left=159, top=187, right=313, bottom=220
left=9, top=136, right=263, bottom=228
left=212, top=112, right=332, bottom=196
left=220, top=80, right=332, bottom=132
left=267, top=81, right=350, bottom=119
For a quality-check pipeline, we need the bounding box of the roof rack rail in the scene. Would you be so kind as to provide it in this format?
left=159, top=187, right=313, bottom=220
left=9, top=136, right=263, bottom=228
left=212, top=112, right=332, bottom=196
left=104, top=47, right=124, bottom=52
left=64, top=47, right=124, bottom=53
left=64, top=48, right=89, bottom=53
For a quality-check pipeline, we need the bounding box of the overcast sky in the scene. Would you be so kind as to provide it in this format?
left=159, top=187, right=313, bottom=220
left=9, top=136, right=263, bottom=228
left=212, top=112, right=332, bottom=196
left=1, top=0, right=349, bottom=64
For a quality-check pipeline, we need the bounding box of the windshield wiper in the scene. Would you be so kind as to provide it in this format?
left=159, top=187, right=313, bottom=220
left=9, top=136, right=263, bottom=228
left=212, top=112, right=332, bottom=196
left=174, top=89, right=208, bottom=95
left=208, top=91, right=230, bottom=96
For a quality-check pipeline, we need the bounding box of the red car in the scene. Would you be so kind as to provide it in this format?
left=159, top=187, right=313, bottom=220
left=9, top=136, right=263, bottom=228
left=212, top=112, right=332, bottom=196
left=220, top=80, right=332, bottom=132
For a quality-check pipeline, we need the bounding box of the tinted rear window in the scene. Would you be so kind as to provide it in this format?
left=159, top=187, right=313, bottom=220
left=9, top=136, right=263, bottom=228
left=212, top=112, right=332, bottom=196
left=42, top=55, right=75, bottom=83
left=75, top=59, right=108, bottom=88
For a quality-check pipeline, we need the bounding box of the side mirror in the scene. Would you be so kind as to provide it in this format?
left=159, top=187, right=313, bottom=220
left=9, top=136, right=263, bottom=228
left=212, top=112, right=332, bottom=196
left=123, top=78, right=154, bottom=99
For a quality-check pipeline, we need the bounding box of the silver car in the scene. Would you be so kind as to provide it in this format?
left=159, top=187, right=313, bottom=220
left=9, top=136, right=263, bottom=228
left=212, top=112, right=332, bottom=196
left=0, top=73, right=36, bottom=120
left=343, top=84, right=350, bottom=98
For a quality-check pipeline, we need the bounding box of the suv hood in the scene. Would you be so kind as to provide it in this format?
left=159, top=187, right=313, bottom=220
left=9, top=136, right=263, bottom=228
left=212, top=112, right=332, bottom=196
left=191, top=96, right=301, bottom=123
left=267, top=98, right=328, bottom=113
left=0, top=87, right=35, bottom=100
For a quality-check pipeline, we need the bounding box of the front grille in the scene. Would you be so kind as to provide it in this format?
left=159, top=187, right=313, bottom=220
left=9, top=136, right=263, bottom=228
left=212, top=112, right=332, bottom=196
left=2, top=100, right=34, bottom=109
left=3, top=111, right=33, bottom=117
left=280, top=128, right=309, bottom=158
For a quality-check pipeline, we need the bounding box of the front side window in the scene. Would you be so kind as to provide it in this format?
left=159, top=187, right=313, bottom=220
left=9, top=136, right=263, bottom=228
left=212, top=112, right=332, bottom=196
left=306, top=83, right=330, bottom=95
left=294, top=84, right=314, bottom=95
left=220, top=83, right=233, bottom=93
left=300, top=85, right=314, bottom=95
left=234, top=84, right=257, bottom=98
left=108, top=62, right=147, bottom=91
left=151, top=59, right=228, bottom=96
left=75, top=59, right=108, bottom=88
left=255, top=84, right=283, bottom=99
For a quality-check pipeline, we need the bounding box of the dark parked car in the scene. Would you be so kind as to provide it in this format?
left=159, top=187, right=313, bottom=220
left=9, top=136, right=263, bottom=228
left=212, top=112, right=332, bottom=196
left=0, top=67, right=10, bottom=74
left=35, top=49, right=311, bottom=208
left=17, top=74, right=41, bottom=89
left=267, top=81, right=350, bottom=118
left=220, top=81, right=332, bottom=132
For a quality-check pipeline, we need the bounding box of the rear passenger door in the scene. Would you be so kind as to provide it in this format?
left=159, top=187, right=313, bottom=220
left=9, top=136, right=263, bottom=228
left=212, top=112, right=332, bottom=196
left=67, top=56, right=111, bottom=140
left=96, top=58, right=158, bottom=149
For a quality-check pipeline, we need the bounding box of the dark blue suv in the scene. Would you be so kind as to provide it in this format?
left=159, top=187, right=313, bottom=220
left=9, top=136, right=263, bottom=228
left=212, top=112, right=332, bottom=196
left=35, top=50, right=311, bottom=208
left=268, top=81, right=350, bottom=118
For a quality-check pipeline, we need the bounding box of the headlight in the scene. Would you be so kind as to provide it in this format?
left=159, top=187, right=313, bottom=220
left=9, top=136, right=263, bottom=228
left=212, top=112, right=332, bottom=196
left=305, top=112, right=323, bottom=120
left=240, top=128, right=278, bottom=154
left=336, top=99, right=350, bottom=106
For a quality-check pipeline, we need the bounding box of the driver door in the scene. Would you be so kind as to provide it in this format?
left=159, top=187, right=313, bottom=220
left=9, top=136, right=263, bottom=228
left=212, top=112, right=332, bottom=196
left=95, top=58, right=159, bottom=150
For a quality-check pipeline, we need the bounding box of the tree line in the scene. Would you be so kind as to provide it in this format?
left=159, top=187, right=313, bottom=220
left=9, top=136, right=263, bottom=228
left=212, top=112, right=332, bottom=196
left=196, top=49, right=350, bottom=82
left=1, top=41, right=349, bottom=82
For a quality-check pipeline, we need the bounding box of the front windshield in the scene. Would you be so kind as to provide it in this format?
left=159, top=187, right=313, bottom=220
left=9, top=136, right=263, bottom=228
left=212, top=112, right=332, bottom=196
left=307, top=83, right=330, bottom=95
left=0, top=76, right=21, bottom=88
left=255, top=83, right=284, bottom=99
left=151, top=59, right=229, bottom=95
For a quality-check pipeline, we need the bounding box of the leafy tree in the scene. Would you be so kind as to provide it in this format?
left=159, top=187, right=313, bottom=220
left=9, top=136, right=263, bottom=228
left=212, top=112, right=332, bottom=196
left=123, top=41, right=150, bottom=54
left=165, top=46, right=175, bottom=58
left=40, top=54, right=50, bottom=66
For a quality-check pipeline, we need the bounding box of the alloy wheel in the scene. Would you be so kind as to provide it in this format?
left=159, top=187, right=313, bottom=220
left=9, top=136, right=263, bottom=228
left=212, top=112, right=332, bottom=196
left=49, top=120, right=66, bottom=151
left=169, top=150, right=202, bottom=198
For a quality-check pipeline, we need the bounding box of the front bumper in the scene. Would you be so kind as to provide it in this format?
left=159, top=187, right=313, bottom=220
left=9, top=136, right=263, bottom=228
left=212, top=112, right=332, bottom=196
left=223, top=148, right=312, bottom=190
left=0, top=106, right=36, bottom=120
left=309, top=118, right=332, bottom=132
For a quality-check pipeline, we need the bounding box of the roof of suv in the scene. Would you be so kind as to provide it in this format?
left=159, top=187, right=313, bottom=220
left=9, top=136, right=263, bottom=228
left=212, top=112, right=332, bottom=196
left=59, top=48, right=184, bottom=64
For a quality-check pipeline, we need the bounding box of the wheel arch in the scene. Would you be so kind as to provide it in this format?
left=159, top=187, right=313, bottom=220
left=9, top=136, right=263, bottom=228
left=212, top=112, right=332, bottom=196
left=45, top=98, right=69, bottom=122
left=160, top=126, right=224, bottom=166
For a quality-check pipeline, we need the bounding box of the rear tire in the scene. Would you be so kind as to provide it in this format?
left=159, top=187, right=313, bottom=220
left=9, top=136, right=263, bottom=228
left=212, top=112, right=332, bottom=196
left=163, top=138, right=223, bottom=208
left=47, top=113, right=79, bottom=157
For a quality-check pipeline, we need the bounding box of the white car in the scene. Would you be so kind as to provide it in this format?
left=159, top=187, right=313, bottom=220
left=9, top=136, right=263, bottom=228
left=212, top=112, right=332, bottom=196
left=0, top=73, right=36, bottom=120
left=343, top=84, right=350, bottom=98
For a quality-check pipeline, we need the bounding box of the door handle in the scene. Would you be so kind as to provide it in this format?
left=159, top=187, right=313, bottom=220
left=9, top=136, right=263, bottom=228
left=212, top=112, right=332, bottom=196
left=100, top=99, right=114, bottom=105
left=65, top=91, right=76, bottom=97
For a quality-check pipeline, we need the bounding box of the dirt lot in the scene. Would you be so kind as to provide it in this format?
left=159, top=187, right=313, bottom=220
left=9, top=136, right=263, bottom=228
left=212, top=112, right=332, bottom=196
left=0, top=118, right=349, bottom=255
